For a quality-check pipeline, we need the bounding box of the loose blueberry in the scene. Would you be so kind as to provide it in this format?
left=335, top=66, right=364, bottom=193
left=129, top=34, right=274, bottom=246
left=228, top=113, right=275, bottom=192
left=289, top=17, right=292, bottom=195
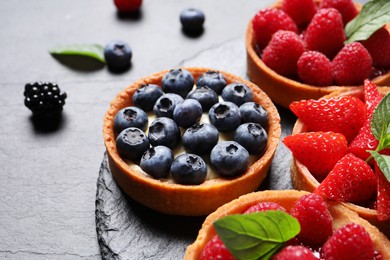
left=180, top=8, right=205, bottom=34
left=234, top=123, right=268, bottom=155
left=182, top=123, right=219, bottom=155
left=132, top=84, right=163, bottom=112
left=208, top=101, right=241, bottom=132
left=221, top=83, right=253, bottom=106
left=114, top=106, right=148, bottom=134
left=210, top=141, right=249, bottom=177
left=161, top=68, right=194, bottom=98
left=186, top=85, right=218, bottom=111
left=153, top=93, right=184, bottom=118
left=196, top=70, right=226, bottom=94
left=239, top=102, right=268, bottom=129
left=173, top=99, right=203, bottom=128
left=170, top=153, right=207, bottom=185
left=116, top=127, right=150, bottom=161
left=148, top=117, right=181, bottom=149
left=140, top=146, right=174, bottom=179
left=104, top=40, right=132, bottom=70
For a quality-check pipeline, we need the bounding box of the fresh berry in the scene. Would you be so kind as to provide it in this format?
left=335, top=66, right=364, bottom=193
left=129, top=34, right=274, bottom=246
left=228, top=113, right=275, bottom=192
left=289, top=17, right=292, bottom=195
left=297, top=51, right=333, bottom=86
left=319, top=0, right=358, bottom=25
left=290, top=193, right=333, bottom=247
left=289, top=96, right=367, bottom=143
left=221, top=83, right=253, bottom=106
left=283, top=132, right=348, bottom=181
left=234, top=123, right=268, bottom=155
left=113, top=0, right=142, bottom=13
left=315, top=153, right=377, bottom=204
left=148, top=117, right=181, bottom=150
left=24, top=82, right=67, bottom=118
left=281, top=0, right=317, bottom=27
left=180, top=8, right=205, bottom=34
left=104, top=40, right=132, bottom=71
left=173, top=99, right=203, bottom=128
left=153, top=93, right=184, bottom=118
left=273, top=245, right=318, bottom=260
left=140, top=146, right=174, bottom=179
left=132, top=84, right=163, bottom=112
left=239, top=102, right=268, bottom=130
left=182, top=123, right=219, bottom=155
left=376, top=164, right=390, bottom=221
left=161, top=68, right=195, bottom=98
left=208, top=101, right=241, bottom=132
left=201, top=235, right=234, bottom=260
left=304, top=8, right=345, bottom=59
left=170, top=153, right=207, bottom=185
left=262, top=30, right=305, bottom=78
left=361, top=27, right=390, bottom=69
left=116, top=127, right=150, bottom=161
left=252, top=8, right=298, bottom=50
left=332, top=42, right=373, bottom=86
left=321, top=223, right=374, bottom=260
left=210, top=141, right=249, bottom=177
left=196, top=70, right=227, bottom=94
left=243, top=202, right=286, bottom=214
left=186, top=85, right=218, bottom=111
left=114, top=106, right=148, bottom=134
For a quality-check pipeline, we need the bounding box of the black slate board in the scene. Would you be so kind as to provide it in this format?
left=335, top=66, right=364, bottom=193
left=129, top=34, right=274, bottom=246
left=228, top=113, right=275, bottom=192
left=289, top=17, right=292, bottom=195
left=95, top=38, right=297, bottom=260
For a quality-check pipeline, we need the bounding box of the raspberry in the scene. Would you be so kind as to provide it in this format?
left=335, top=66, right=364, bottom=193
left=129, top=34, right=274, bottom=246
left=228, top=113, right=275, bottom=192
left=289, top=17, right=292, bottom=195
left=281, top=0, right=317, bottom=27
left=319, top=0, right=358, bottom=25
left=243, top=202, right=286, bottom=214
left=113, top=0, right=142, bottom=13
left=290, top=193, right=333, bottom=248
left=297, top=51, right=333, bottom=86
left=361, top=27, right=390, bottom=69
left=262, top=30, right=304, bottom=78
left=304, top=8, right=345, bottom=59
left=273, top=245, right=318, bottom=260
left=332, top=42, right=373, bottom=86
left=24, top=82, right=67, bottom=118
left=252, top=8, right=298, bottom=50
left=201, top=235, right=234, bottom=260
left=321, top=223, right=374, bottom=260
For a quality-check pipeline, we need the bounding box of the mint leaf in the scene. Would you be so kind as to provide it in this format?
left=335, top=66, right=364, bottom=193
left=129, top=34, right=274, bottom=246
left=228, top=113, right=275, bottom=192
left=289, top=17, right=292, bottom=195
left=371, top=93, right=390, bottom=141
left=213, top=210, right=300, bottom=260
left=345, top=0, right=390, bottom=43
left=49, top=44, right=105, bottom=63
left=368, top=151, right=390, bottom=182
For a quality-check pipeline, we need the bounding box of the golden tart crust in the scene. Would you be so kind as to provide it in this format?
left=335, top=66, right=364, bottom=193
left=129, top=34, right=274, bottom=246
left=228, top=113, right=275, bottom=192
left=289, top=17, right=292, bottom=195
left=245, top=1, right=390, bottom=109
left=290, top=86, right=390, bottom=237
left=103, top=67, right=281, bottom=216
left=184, top=190, right=390, bottom=260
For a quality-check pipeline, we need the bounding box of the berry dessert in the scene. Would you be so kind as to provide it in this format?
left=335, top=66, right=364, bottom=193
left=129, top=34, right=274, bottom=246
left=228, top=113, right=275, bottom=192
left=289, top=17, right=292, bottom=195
left=103, top=67, right=281, bottom=216
left=246, top=0, right=390, bottom=108
left=285, top=81, right=390, bottom=236
left=184, top=190, right=390, bottom=259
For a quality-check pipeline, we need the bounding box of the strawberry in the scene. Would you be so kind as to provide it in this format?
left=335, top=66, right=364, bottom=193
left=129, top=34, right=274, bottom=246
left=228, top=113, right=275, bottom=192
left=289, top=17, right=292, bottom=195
left=273, top=245, right=318, bottom=260
left=289, top=96, right=367, bottom=143
left=319, top=0, right=358, bottom=25
left=201, top=235, right=234, bottom=260
left=297, top=51, right=333, bottom=86
left=281, top=0, right=317, bottom=27
left=315, top=153, right=376, bottom=204
left=361, top=27, right=390, bottom=69
left=243, top=202, right=286, bottom=214
left=283, top=132, right=348, bottom=181
left=376, top=164, right=390, bottom=221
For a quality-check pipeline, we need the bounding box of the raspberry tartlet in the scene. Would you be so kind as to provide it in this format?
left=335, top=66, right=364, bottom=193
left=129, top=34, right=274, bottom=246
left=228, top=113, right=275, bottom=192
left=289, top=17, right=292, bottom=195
left=246, top=0, right=390, bottom=108
left=184, top=190, right=390, bottom=259
left=103, top=67, right=281, bottom=216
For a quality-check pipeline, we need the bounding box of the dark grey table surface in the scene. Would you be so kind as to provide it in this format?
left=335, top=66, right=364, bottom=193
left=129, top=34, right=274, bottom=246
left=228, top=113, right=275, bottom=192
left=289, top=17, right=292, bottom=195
left=0, top=0, right=367, bottom=259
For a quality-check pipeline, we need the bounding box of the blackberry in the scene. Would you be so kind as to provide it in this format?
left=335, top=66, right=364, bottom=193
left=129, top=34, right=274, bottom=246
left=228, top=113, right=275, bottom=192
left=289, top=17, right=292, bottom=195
left=24, top=82, right=67, bottom=117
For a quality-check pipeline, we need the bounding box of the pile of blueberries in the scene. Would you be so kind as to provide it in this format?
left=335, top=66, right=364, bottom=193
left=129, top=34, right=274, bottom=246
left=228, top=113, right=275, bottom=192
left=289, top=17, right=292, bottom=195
left=114, top=68, right=269, bottom=185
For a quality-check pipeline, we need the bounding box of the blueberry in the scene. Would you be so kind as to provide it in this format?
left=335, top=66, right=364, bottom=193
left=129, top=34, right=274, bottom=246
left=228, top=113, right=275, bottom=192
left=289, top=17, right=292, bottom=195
left=196, top=70, right=226, bottom=94
left=210, top=141, right=249, bottom=177
left=148, top=117, right=181, bottom=149
left=186, top=85, right=218, bottom=111
left=140, top=146, right=174, bottom=179
left=104, top=40, right=132, bottom=70
left=170, top=153, right=207, bottom=185
left=221, top=83, right=253, bottom=106
left=234, top=123, right=268, bottom=155
left=114, top=106, right=148, bottom=134
left=182, top=123, right=219, bottom=155
left=116, top=127, right=150, bottom=161
left=153, top=93, right=184, bottom=118
left=173, top=99, right=203, bottom=128
left=161, top=68, right=194, bottom=98
left=132, top=84, right=163, bottom=112
left=208, top=101, right=241, bottom=132
left=180, top=8, right=205, bottom=34
left=239, top=102, right=269, bottom=129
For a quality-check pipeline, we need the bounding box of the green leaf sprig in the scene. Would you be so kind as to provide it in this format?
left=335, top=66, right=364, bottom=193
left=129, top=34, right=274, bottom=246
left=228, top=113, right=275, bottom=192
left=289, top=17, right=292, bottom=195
left=345, top=0, right=390, bottom=43
left=213, top=210, right=300, bottom=260
left=49, top=44, right=106, bottom=63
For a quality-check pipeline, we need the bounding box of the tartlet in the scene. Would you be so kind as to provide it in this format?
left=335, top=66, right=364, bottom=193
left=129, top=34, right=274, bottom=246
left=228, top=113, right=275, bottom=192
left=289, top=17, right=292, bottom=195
left=245, top=1, right=390, bottom=109
left=184, top=190, right=390, bottom=259
left=103, top=67, right=281, bottom=216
